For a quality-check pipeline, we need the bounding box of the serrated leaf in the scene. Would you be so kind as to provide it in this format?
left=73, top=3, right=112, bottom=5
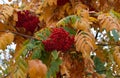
left=40, top=51, right=51, bottom=65
left=106, top=70, right=114, bottom=78
left=98, top=13, right=120, bottom=31
left=112, top=29, right=119, bottom=42
left=110, top=9, right=120, bottom=19
left=94, top=56, right=105, bottom=74
left=70, top=15, right=80, bottom=24
left=63, top=26, right=76, bottom=35
left=0, top=32, right=14, bottom=50
left=28, top=59, right=47, bottom=78
left=46, top=28, right=51, bottom=37
left=35, top=28, right=51, bottom=40
left=57, top=15, right=80, bottom=26
left=51, top=50, right=58, bottom=60
left=32, top=49, right=41, bottom=59
left=47, top=58, right=62, bottom=78
left=26, top=41, right=35, bottom=50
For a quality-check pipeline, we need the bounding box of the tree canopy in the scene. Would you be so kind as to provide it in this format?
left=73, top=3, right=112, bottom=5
left=0, top=0, right=120, bottom=78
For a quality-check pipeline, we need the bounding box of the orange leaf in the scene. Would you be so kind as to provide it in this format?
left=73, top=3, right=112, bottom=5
left=14, top=36, right=26, bottom=59
left=28, top=59, right=47, bottom=78
left=113, top=46, right=120, bottom=68
left=0, top=32, right=14, bottom=50
left=98, top=13, right=120, bottom=32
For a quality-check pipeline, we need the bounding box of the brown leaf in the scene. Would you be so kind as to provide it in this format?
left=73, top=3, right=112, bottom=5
left=95, top=49, right=106, bottom=62
left=28, top=59, right=47, bottom=78
left=75, top=31, right=96, bottom=53
left=0, top=5, right=14, bottom=22
left=113, top=46, right=120, bottom=68
left=75, top=31, right=96, bottom=73
left=60, top=53, right=84, bottom=78
left=0, top=22, right=6, bottom=35
left=14, top=36, right=26, bottom=59
left=98, top=13, right=120, bottom=32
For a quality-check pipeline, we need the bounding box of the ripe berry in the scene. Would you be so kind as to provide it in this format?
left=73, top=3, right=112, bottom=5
left=57, top=0, right=70, bottom=6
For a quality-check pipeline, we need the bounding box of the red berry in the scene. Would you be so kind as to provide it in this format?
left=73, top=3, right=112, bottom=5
left=16, top=10, right=40, bottom=32
left=42, top=28, right=74, bottom=52
left=57, top=0, right=69, bottom=6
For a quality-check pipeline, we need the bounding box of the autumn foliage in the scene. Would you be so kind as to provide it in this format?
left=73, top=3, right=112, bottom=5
left=28, top=59, right=47, bottom=78
left=1, top=0, right=120, bottom=78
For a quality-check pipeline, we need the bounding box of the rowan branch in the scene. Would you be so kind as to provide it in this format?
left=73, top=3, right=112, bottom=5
left=96, top=43, right=120, bottom=46
left=0, top=30, right=120, bottom=46
left=0, top=30, right=37, bottom=40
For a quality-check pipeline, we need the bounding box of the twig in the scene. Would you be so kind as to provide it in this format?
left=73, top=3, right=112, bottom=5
left=1, top=30, right=120, bottom=46
left=96, top=43, right=120, bottom=46
left=0, top=30, right=37, bottom=40
left=95, top=29, right=100, bottom=39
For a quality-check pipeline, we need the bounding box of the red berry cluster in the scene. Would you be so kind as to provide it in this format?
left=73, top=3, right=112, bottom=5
left=42, top=28, right=74, bottom=52
left=16, top=10, right=39, bottom=32
left=57, top=0, right=70, bottom=6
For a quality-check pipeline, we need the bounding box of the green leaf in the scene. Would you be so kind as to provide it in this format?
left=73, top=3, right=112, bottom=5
left=57, top=15, right=80, bottom=26
left=45, top=28, right=51, bottom=37
left=70, top=15, right=80, bottom=24
left=51, top=50, right=58, bottom=60
left=32, top=49, right=41, bottom=59
left=40, top=51, right=51, bottom=65
left=47, top=58, right=62, bottom=78
left=63, top=26, right=76, bottom=35
left=64, top=17, right=70, bottom=24
left=106, top=69, right=114, bottom=78
left=112, top=29, right=119, bottom=42
left=35, top=28, right=51, bottom=40
left=110, top=9, right=120, bottom=19
left=37, top=33, right=45, bottom=40
left=94, top=56, right=105, bottom=74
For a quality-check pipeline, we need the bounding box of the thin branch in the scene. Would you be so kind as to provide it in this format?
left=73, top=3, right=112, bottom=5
left=0, top=30, right=120, bottom=46
left=96, top=43, right=120, bottom=46
left=95, top=29, right=100, bottom=39
left=0, top=30, right=37, bottom=40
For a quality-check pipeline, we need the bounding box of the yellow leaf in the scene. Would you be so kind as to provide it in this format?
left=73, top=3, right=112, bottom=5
left=75, top=31, right=96, bottom=53
left=0, top=5, right=14, bottom=22
left=43, top=0, right=57, bottom=7
left=74, top=18, right=90, bottom=31
left=0, top=32, right=14, bottom=50
left=89, top=17, right=97, bottom=22
left=14, top=36, right=26, bottom=59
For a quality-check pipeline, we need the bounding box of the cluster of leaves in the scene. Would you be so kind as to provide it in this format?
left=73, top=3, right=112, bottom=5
left=1, top=0, right=120, bottom=78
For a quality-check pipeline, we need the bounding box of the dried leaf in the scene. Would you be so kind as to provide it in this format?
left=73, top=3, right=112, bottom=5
left=14, top=36, right=26, bottom=59
left=43, top=0, right=57, bottom=7
left=0, top=5, right=14, bottom=22
left=0, top=32, right=14, bottom=50
left=74, top=18, right=90, bottom=31
left=98, top=13, right=120, bottom=32
left=0, top=22, right=7, bottom=35
left=113, top=46, right=120, bottom=68
left=28, top=59, right=47, bottom=78
left=75, top=31, right=96, bottom=53
left=75, top=31, right=96, bottom=73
